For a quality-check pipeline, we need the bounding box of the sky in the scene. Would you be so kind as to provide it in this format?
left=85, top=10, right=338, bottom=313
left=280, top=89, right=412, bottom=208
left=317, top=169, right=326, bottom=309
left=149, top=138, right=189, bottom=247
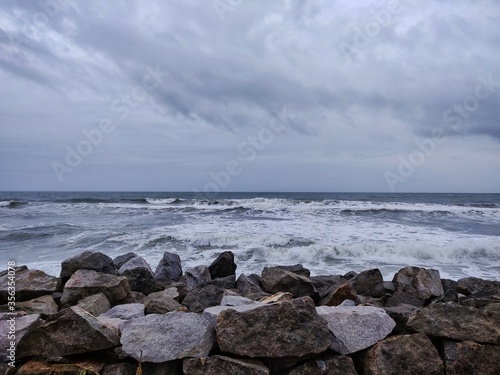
left=0, top=0, right=499, bottom=193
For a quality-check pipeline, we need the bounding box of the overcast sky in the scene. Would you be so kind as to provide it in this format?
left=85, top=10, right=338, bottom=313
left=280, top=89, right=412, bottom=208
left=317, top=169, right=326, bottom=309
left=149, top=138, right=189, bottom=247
left=1, top=0, right=499, bottom=193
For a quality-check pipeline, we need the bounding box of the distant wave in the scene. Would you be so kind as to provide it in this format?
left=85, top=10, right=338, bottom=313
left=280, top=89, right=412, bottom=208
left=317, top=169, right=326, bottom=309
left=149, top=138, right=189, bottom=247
left=0, top=200, right=28, bottom=208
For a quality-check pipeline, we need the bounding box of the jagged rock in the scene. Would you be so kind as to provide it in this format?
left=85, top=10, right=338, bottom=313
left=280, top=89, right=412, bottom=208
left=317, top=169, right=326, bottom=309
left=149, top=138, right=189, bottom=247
left=17, top=306, right=119, bottom=358
left=276, top=264, right=311, bottom=278
left=60, top=250, right=117, bottom=281
left=261, top=267, right=318, bottom=301
left=76, top=293, right=110, bottom=316
left=121, top=290, right=147, bottom=304
left=443, top=340, right=500, bottom=375
left=349, top=268, right=385, bottom=298
left=0, top=314, right=41, bottom=362
left=208, top=251, right=237, bottom=279
left=407, top=302, right=500, bottom=344
left=386, top=289, right=423, bottom=307
left=309, top=275, right=346, bottom=291
left=217, top=297, right=333, bottom=358
left=207, top=274, right=236, bottom=289
left=316, top=305, right=395, bottom=354
left=96, top=316, right=125, bottom=336
left=184, top=265, right=212, bottom=290
left=154, top=252, right=183, bottom=282
left=0, top=267, right=61, bottom=303
left=392, top=266, right=444, bottom=301
left=184, top=355, right=269, bottom=375
left=457, top=277, right=500, bottom=295
left=99, top=303, right=144, bottom=320
left=60, top=269, right=130, bottom=306
left=355, top=295, right=385, bottom=307
left=259, top=292, right=294, bottom=304
left=429, top=289, right=459, bottom=305
left=16, top=359, right=106, bottom=375
left=458, top=289, right=500, bottom=308
left=15, top=295, right=58, bottom=316
left=182, top=285, right=224, bottom=313
left=102, top=362, right=137, bottom=375
left=145, top=294, right=184, bottom=314
left=113, top=252, right=138, bottom=269
left=120, top=311, right=215, bottom=362
left=319, top=281, right=357, bottom=306
left=363, top=333, right=444, bottom=375
left=236, top=274, right=267, bottom=298
left=119, top=256, right=158, bottom=295
left=287, top=355, right=357, bottom=375
left=203, top=301, right=264, bottom=328
left=221, top=295, right=260, bottom=306
left=441, top=278, right=458, bottom=293
left=383, top=304, right=419, bottom=334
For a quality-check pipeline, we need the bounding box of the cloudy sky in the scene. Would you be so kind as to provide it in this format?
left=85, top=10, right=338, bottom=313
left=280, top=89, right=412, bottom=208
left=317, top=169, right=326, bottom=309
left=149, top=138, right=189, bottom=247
left=1, top=0, right=499, bottom=193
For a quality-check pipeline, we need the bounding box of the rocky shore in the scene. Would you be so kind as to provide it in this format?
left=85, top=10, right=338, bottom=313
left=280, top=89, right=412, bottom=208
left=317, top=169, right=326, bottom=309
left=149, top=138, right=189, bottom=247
left=1, top=250, right=499, bottom=374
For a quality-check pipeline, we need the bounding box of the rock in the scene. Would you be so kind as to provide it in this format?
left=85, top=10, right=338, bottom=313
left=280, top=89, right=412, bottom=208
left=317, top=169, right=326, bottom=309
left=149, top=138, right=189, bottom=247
left=102, top=362, right=137, bottom=375
left=113, top=252, right=138, bottom=269
left=386, top=289, right=423, bottom=307
left=17, top=306, right=119, bottom=358
left=16, top=359, right=105, bottom=375
left=259, top=292, right=294, bottom=304
left=184, top=355, right=269, bottom=375
left=60, top=269, right=130, bottom=306
left=119, top=256, right=158, bottom=295
left=287, top=355, right=357, bottom=375
left=383, top=281, right=396, bottom=293
left=349, top=268, right=385, bottom=298
left=207, top=274, right=236, bottom=289
left=383, top=304, right=419, bottom=334
left=276, top=264, right=311, bottom=278
left=0, top=266, right=61, bottom=303
left=355, top=295, right=385, bottom=307
left=319, top=281, right=357, bottom=306
left=145, top=294, right=184, bottom=314
left=120, top=290, right=147, bottom=304
left=392, top=266, right=444, bottom=302
left=316, top=305, right=396, bottom=354
left=76, top=293, right=110, bottom=316
left=407, top=302, right=500, bottom=345
left=182, top=285, right=224, bottom=313
left=203, top=301, right=264, bottom=328
left=157, top=286, right=181, bottom=301
left=184, top=265, right=212, bottom=290
left=429, top=289, right=459, bottom=305
left=236, top=273, right=267, bottom=298
left=15, top=295, right=58, bottom=316
left=141, top=361, right=182, bottom=375
left=217, top=297, right=333, bottom=358
left=443, top=340, right=500, bottom=375
left=441, top=278, right=458, bottom=293
left=120, top=311, right=215, bottom=362
left=343, top=270, right=358, bottom=279
left=208, top=251, right=237, bottom=279
left=154, top=251, right=183, bottom=282
left=60, top=250, right=117, bottom=281
left=96, top=316, right=125, bottom=336
left=457, top=276, right=500, bottom=295
left=0, top=314, right=41, bottom=362
left=363, top=333, right=444, bottom=375
left=458, top=289, right=500, bottom=308
left=220, top=295, right=257, bottom=306
left=309, top=275, right=346, bottom=291
left=261, top=267, right=318, bottom=300
left=99, top=303, right=144, bottom=320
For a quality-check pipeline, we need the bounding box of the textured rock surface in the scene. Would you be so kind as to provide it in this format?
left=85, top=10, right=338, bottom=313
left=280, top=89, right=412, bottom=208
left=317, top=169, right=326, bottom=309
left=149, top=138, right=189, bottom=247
left=154, top=252, right=183, bottom=282
left=316, top=305, right=395, bottom=354
left=392, top=266, right=444, bottom=301
left=203, top=302, right=264, bottom=328
left=383, top=304, right=418, bottom=334
left=259, top=292, right=294, bottom=304
left=349, top=268, right=385, bottom=298
left=184, top=265, right=212, bottom=290
left=60, top=250, right=117, bottom=280
left=99, top=303, right=144, bottom=320
left=76, top=293, right=110, bottom=316
left=407, top=302, right=500, bottom=344
left=208, top=251, right=237, bottom=279
left=145, top=294, right=184, bottom=314
left=217, top=297, right=333, bottom=358
left=0, top=267, right=61, bottom=303
left=363, top=333, right=444, bottom=375
left=182, top=284, right=224, bottom=313
left=287, top=355, right=358, bottom=375
left=15, top=295, right=58, bottom=316
left=386, top=289, right=423, bottom=307
left=261, top=267, right=318, bottom=300
left=120, top=312, right=215, bottom=362
left=118, top=255, right=158, bottom=295
left=319, top=281, right=357, bottom=306
left=275, top=264, right=311, bottom=278
left=0, top=314, right=41, bottom=362
left=113, top=252, right=138, bottom=269
left=236, top=273, right=267, bottom=298
left=457, top=276, right=500, bottom=295
left=443, top=340, right=500, bottom=375
left=184, top=355, right=269, bottom=375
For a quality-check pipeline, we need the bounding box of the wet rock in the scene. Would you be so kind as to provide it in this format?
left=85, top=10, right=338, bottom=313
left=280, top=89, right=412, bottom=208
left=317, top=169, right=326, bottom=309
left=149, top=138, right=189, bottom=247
left=261, top=267, right=318, bottom=301
left=287, top=355, right=357, bottom=375
left=259, top=292, right=294, bottom=304
left=76, top=293, right=110, bottom=316
left=407, top=302, right=500, bottom=345
left=60, top=269, right=130, bottom=307
left=0, top=267, right=61, bottom=303
left=119, top=256, right=158, bottom=295
left=317, top=305, right=395, bottom=354
left=443, top=340, right=500, bottom=375
left=182, top=284, right=224, bottom=313
left=16, top=359, right=105, bottom=375
left=184, top=265, right=211, bottom=290
left=154, top=252, right=182, bottom=282
left=363, top=333, right=444, bottom=375
left=17, top=306, right=120, bottom=358
left=217, top=297, right=333, bottom=358
left=386, top=289, right=423, bottom=307
left=276, top=264, right=311, bottom=278
left=208, top=251, right=237, bottom=279
left=392, top=266, right=444, bottom=302
left=99, top=303, right=144, bottom=320
left=0, top=314, right=41, bottom=362
left=319, top=281, right=357, bottom=307
left=184, top=355, right=269, bottom=375
left=457, top=276, right=500, bottom=295
left=349, top=268, right=385, bottom=298
left=15, top=295, right=58, bottom=316
left=120, top=311, right=215, bottom=362
left=113, top=252, right=138, bottom=269
left=383, top=304, right=419, bottom=334
left=60, top=250, right=117, bottom=281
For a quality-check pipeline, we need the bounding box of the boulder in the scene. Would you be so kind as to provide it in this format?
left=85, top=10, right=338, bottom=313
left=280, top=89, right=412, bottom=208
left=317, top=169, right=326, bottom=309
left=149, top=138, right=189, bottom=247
left=113, top=252, right=138, bottom=269
left=259, top=292, right=294, bottom=304
left=458, top=289, right=500, bottom=308
left=363, top=333, right=444, bottom=375
left=182, top=285, right=224, bottom=313
left=441, top=278, right=458, bottom=293
left=16, top=359, right=105, bottom=375
left=145, top=294, right=184, bottom=314
left=429, top=289, right=459, bottom=305
left=457, top=277, right=500, bottom=295
left=99, top=303, right=144, bottom=320
left=120, top=290, right=147, bottom=304
left=203, top=301, right=264, bottom=328
left=17, top=306, right=119, bottom=358
left=392, top=266, right=444, bottom=302
left=217, top=297, right=333, bottom=358
left=261, top=267, right=318, bottom=300
left=0, top=314, right=41, bottom=362
left=386, top=290, right=423, bottom=307
left=0, top=266, right=61, bottom=303
left=208, top=251, right=237, bottom=279
left=349, top=268, right=385, bottom=297
left=184, top=355, right=269, bottom=375
left=287, top=355, right=357, bottom=375
left=276, top=264, right=311, bottom=278
left=15, top=295, right=58, bottom=316
left=407, top=302, right=500, bottom=344
left=319, top=281, right=357, bottom=306
left=120, top=311, right=215, bottom=362
left=184, top=265, right=212, bottom=290
left=316, top=305, right=395, bottom=354
left=309, top=275, right=346, bottom=291
left=60, top=250, right=117, bottom=281
left=76, top=293, right=110, bottom=316
left=60, top=269, right=130, bottom=306
left=443, top=340, right=500, bottom=375
left=96, top=316, right=126, bottom=336
left=236, top=273, right=267, bottom=298
left=154, top=252, right=182, bottom=282
left=207, top=274, right=236, bottom=289
left=118, top=256, right=158, bottom=295
left=356, top=295, right=385, bottom=307
left=221, top=295, right=259, bottom=306
left=383, top=304, right=419, bottom=334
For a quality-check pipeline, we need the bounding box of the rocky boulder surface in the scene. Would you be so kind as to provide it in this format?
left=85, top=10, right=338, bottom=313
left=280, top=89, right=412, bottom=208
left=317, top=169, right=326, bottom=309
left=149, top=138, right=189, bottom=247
left=60, top=250, right=117, bottom=281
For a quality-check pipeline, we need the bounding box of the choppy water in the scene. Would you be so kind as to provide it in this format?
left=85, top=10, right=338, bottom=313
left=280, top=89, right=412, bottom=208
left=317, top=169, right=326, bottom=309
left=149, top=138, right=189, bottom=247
left=0, top=192, right=499, bottom=280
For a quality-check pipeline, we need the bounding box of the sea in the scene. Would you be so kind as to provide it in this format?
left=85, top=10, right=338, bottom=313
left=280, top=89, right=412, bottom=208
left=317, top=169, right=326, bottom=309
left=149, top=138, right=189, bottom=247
left=0, top=192, right=499, bottom=281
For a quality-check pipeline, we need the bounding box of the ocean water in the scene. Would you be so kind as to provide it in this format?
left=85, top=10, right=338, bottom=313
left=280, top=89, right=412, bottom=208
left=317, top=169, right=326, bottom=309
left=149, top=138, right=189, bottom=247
left=0, top=191, right=499, bottom=281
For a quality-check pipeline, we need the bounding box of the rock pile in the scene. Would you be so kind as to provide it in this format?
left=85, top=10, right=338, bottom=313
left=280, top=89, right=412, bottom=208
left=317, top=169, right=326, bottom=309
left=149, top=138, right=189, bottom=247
left=0, top=250, right=499, bottom=374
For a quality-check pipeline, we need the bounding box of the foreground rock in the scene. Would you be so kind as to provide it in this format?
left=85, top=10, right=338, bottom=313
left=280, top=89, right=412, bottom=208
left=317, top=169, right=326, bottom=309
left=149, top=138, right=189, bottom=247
left=184, top=355, right=269, bottom=375
left=443, top=340, right=500, bottom=375
left=261, top=267, right=318, bottom=300
left=316, top=305, right=395, bottom=354
left=60, top=250, right=117, bottom=281
left=182, top=284, right=224, bottom=313
left=120, top=311, right=214, bottom=362
left=287, top=355, right=357, bottom=375
left=217, top=297, right=333, bottom=358
left=0, top=267, right=61, bottom=303
left=363, top=333, right=444, bottom=375
left=393, top=266, right=444, bottom=302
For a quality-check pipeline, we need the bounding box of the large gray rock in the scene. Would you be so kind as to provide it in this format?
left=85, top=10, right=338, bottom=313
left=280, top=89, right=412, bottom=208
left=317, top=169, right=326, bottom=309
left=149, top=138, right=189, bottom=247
left=17, top=306, right=120, bottom=358
left=60, top=250, right=117, bottom=280
left=203, top=301, right=264, bottom=328
left=120, top=312, right=215, bottom=362
left=261, top=267, right=318, bottom=300
left=60, top=269, right=130, bottom=306
left=182, top=285, right=224, bottom=313
left=349, top=268, right=385, bottom=297
left=457, top=277, right=500, bottom=295
left=0, top=314, right=41, bottom=362
left=144, top=293, right=184, bottom=314
left=208, top=251, right=237, bottom=279
left=76, top=293, right=111, bottom=317
left=184, top=355, right=269, bottom=375
left=0, top=266, right=61, bottom=303
left=119, top=256, right=158, bottom=295
left=443, top=340, right=500, bottom=375
left=287, top=355, right=357, bottom=375
left=316, top=305, right=396, bottom=354
left=154, top=252, right=182, bottom=282
left=392, top=266, right=444, bottom=301
left=113, top=252, right=138, bottom=269
left=363, top=333, right=444, bottom=375
left=407, top=302, right=500, bottom=345
left=217, top=297, right=333, bottom=358
left=99, top=303, right=144, bottom=320
left=236, top=273, right=267, bottom=298
left=15, top=295, right=58, bottom=316
left=184, top=265, right=212, bottom=290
